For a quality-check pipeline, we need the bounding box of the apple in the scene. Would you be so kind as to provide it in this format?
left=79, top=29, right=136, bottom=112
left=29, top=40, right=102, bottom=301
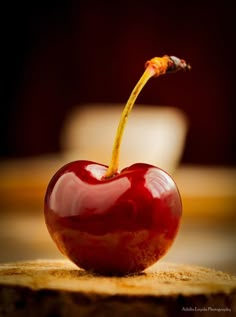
left=44, top=55, right=190, bottom=275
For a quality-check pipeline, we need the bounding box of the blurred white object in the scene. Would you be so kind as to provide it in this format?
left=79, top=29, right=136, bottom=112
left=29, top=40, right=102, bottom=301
left=60, top=104, right=188, bottom=174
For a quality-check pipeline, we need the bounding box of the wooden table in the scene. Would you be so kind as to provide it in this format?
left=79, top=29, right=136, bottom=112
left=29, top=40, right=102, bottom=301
left=0, top=260, right=235, bottom=316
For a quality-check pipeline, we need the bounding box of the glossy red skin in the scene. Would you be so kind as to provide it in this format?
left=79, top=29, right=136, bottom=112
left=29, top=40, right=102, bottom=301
left=44, top=160, right=182, bottom=275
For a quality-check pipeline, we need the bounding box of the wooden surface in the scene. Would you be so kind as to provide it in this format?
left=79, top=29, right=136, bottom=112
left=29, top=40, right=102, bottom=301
left=0, top=260, right=235, bottom=317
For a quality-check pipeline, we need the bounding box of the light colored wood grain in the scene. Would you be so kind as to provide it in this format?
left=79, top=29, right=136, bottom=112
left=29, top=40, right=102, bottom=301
left=0, top=260, right=235, bottom=295
left=0, top=260, right=235, bottom=316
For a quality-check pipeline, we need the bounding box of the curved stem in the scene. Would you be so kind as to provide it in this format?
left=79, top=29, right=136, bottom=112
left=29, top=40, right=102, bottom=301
left=105, top=55, right=190, bottom=178
left=105, top=67, right=154, bottom=178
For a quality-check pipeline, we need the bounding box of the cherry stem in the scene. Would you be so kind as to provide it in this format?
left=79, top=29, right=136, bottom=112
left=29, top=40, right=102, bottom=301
left=105, top=55, right=191, bottom=178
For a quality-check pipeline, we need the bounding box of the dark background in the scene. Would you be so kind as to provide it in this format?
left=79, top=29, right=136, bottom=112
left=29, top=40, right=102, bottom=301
left=1, top=0, right=235, bottom=166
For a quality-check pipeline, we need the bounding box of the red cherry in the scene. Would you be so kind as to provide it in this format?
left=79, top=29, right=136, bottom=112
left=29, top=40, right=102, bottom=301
left=44, top=55, right=190, bottom=275
left=44, top=160, right=182, bottom=275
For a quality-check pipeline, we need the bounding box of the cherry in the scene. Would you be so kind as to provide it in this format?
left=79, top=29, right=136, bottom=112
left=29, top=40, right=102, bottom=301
left=44, top=55, right=190, bottom=275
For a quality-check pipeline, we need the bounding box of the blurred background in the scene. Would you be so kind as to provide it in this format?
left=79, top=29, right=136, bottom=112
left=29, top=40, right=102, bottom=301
left=1, top=1, right=235, bottom=274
